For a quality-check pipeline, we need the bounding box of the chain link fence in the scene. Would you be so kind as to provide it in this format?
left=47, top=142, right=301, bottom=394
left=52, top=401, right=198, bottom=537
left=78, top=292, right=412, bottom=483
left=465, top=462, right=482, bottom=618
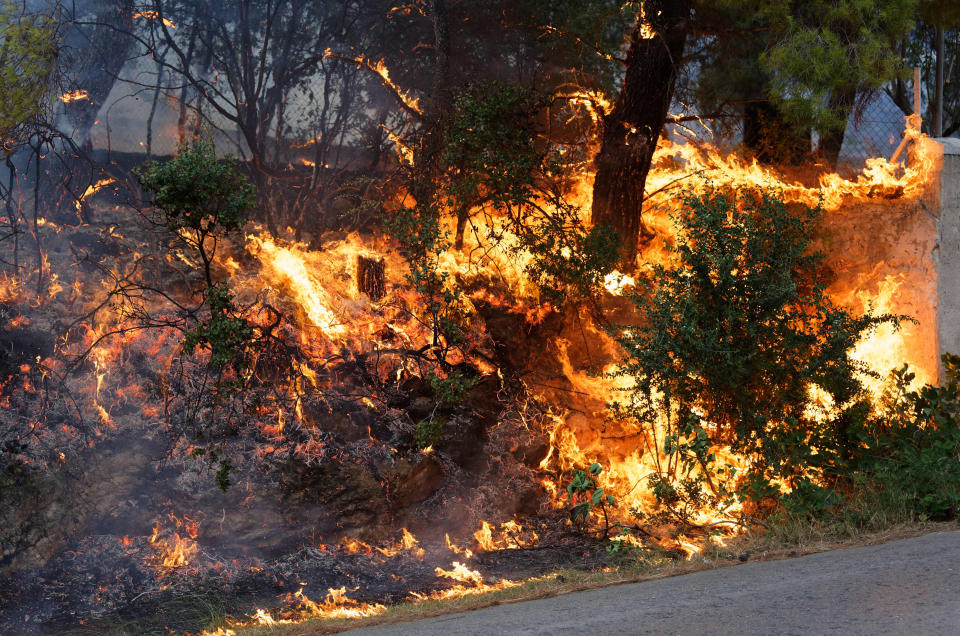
left=836, top=93, right=911, bottom=174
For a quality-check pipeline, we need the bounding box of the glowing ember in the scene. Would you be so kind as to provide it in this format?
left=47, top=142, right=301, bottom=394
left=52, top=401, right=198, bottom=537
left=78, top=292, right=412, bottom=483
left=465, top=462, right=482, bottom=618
left=75, top=178, right=115, bottom=213
left=59, top=89, right=89, bottom=103
left=133, top=10, right=177, bottom=28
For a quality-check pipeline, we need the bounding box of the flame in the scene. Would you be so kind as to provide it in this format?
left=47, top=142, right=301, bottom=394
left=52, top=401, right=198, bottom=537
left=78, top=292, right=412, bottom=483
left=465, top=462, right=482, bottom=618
left=645, top=129, right=934, bottom=214
left=445, top=533, right=474, bottom=559
left=248, top=235, right=347, bottom=339
left=292, top=587, right=386, bottom=620
left=133, top=10, right=176, bottom=28
left=325, top=49, right=421, bottom=115
left=850, top=274, right=933, bottom=395
left=75, top=178, right=115, bottom=213
left=381, top=125, right=415, bottom=165
left=149, top=525, right=198, bottom=570
left=435, top=561, right=484, bottom=586
left=603, top=270, right=635, bottom=296
left=473, top=519, right=538, bottom=551
left=60, top=90, right=89, bottom=103
left=410, top=562, right=521, bottom=601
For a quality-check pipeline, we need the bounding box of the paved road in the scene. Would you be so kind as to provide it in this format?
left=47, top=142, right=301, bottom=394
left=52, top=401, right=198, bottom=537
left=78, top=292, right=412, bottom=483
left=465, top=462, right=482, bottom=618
left=346, top=531, right=960, bottom=635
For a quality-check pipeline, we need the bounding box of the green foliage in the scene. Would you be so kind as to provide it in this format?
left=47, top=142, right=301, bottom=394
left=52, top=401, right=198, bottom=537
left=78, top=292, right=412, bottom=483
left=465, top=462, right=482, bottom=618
left=414, top=417, right=445, bottom=449
left=181, top=284, right=253, bottom=371
left=634, top=414, right=740, bottom=529
left=770, top=355, right=960, bottom=532
left=691, top=0, right=917, bottom=136
left=519, top=203, right=620, bottom=304
left=137, top=139, right=256, bottom=372
left=566, top=462, right=618, bottom=537
left=442, top=82, right=543, bottom=213
left=135, top=138, right=253, bottom=236
left=0, top=2, right=58, bottom=153
left=610, top=186, right=897, bottom=517
left=760, top=0, right=917, bottom=133
left=190, top=446, right=237, bottom=492
left=428, top=369, right=477, bottom=410
left=386, top=205, right=470, bottom=364
left=412, top=371, right=476, bottom=449
left=852, top=355, right=960, bottom=521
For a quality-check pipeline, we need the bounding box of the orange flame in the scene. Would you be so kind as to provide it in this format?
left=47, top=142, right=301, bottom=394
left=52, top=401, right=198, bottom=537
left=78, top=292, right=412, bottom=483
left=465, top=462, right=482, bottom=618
left=60, top=90, right=89, bottom=103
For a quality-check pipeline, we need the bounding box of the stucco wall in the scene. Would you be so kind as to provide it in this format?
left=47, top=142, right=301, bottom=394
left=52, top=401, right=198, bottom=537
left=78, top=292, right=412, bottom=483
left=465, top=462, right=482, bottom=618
left=818, top=137, right=960, bottom=385
left=937, top=138, right=960, bottom=372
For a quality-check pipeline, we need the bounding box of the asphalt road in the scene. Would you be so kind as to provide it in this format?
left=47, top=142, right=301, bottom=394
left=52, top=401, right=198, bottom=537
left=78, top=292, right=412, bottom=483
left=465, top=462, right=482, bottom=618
left=346, top=531, right=960, bottom=635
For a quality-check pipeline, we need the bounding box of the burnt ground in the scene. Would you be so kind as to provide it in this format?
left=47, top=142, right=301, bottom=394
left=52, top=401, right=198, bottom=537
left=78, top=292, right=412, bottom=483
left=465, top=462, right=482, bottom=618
left=0, top=531, right=615, bottom=634
left=0, top=198, right=622, bottom=635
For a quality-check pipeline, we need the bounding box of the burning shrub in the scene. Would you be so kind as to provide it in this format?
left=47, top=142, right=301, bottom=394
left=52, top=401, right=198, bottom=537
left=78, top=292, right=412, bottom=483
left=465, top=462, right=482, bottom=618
left=518, top=203, right=620, bottom=305
left=610, top=185, right=899, bottom=521
left=386, top=204, right=472, bottom=366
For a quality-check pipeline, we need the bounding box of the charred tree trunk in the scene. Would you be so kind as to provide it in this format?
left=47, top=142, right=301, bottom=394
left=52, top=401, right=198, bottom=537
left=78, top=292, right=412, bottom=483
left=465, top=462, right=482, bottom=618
left=357, top=255, right=386, bottom=301
left=590, top=0, right=692, bottom=267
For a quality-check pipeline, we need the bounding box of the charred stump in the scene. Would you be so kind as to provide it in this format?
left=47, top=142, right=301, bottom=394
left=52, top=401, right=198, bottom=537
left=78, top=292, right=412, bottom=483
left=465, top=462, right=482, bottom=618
left=357, top=255, right=386, bottom=301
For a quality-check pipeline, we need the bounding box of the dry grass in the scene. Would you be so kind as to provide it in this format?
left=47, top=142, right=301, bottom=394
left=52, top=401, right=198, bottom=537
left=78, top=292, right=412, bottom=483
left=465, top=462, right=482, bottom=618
left=224, top=520, right=958, bottom=635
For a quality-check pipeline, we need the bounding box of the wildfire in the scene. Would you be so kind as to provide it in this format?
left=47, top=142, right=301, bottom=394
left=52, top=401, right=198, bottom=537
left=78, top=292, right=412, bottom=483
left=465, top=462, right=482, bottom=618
left=850, top=274, right=933, bottom=394
left=133, top=10, right=177, bottom=28
left=435, top=561, right=484, bottom=586
left=412, top=562, right=521, bottom=601
left=75, top=178, right=116, bottom=213
left=602, top=270, right=635, bottom=296
left=381, top=125, right=415, bottom=165
left=59, top=89, right=89, bottom=103
left=645, top=130, right=935, bottom=213
left=248, top=235, right=347, bottom=339
left=473, top=519, right=539, bottom=551
left=324, top=49, right=422, bottom=115
left=291, top=587, right=386, bottom=620
left=149, top=526, right=198, bottom=570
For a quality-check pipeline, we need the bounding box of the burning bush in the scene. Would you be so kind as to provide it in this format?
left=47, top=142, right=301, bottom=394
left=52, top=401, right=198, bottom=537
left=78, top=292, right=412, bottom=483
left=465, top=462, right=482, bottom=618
left=609, top=185, right=901, bottom=525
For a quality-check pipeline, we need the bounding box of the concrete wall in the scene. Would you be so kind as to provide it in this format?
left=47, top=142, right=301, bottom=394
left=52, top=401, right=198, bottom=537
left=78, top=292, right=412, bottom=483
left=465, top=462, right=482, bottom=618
left=937, top=138, right=960, bottom=372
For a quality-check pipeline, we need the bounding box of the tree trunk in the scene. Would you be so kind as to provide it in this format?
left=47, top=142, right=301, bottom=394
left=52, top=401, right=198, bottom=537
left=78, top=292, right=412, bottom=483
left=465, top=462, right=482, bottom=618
left=412, top=0, right=451, bottom=211
left=590, top=0, right=692, bottom=267
left=742, top=101, right=810, bottom=166
left=817, top=87, right=857, bottom=169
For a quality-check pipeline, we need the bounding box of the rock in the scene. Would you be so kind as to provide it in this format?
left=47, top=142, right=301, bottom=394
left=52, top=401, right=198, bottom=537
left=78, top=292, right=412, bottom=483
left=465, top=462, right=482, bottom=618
left=390, top=455, right=444, bottom=509
left=280, top=459, right=389, bottom=534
